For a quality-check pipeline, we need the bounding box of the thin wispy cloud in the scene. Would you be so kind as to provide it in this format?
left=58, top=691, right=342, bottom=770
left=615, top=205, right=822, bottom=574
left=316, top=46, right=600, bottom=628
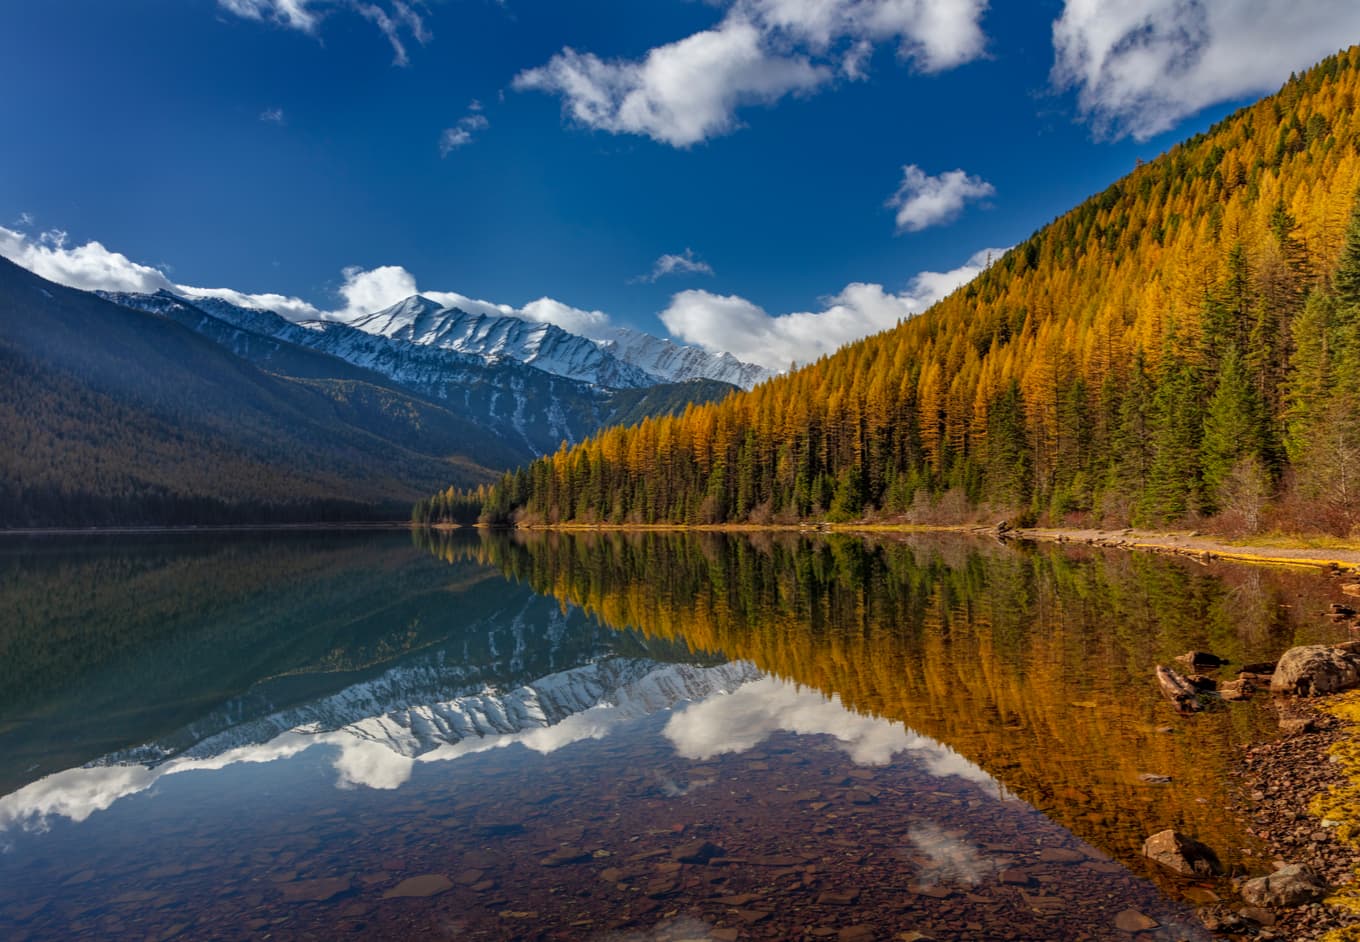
left=440, top=106, right=490, bottom=156
left=1051, top=0, right=1360, bottom=140
left=632, top=249, right=715, bottom=284
left=514, top=0, right=988, bottom=147
left=14, top=212, right=34, bottom=228
left=259, top=107, right=286, bottom=125
left=217, top=0, right=429, bottom=66
left=887, top=165, right=994, bottom=233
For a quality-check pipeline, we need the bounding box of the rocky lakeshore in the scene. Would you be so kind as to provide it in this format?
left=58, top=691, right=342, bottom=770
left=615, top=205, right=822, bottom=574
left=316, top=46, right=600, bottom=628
left=1231, top=697, right=1353, bottom=941
left=1165, top=644, right=1360, bottom=940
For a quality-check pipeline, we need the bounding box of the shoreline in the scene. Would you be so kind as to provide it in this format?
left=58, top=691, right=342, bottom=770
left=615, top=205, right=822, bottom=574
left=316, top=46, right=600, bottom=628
left=456, top=520, right=1360, bottom=572
left=0, top=522, right=414, bottom=537
left=1229, top=694, right=1358, bottom=941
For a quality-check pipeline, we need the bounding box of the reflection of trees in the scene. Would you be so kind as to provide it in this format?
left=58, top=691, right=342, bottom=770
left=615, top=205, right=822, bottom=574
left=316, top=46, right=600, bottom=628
left=429, top=529, right=1341, bottom=873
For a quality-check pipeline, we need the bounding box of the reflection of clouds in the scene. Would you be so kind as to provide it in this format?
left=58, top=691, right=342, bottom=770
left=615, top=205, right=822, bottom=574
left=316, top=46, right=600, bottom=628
left=663, top=676, right=1000, bottom=787
left=0, top=732, right=328, bottom=832
left=0, top=666, right=994, bottom=835
left=595, top=914, right=716, bottom=941
left=333, top=739, right=415, bottom=790
left=908, top=822, right=997, bottom=887
left=0, top=662, right=757, bottom=832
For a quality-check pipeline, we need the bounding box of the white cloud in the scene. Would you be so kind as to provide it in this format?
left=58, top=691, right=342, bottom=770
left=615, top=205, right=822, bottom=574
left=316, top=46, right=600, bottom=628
left=659, top=246, right=1007, bottom=370
left=887, top=164, right=994, bottom=233
left=0, top=225, right=176, bottom=294
left=439, top=112, right=489, bottom=156
left=219, top=0, right=320, bottom=32
left=515, top=0, right=988, bottom=147
left=514, top=19, right=828, bottom=148
left=217, top=0, right=429, bottom=66
left=260, top=107, right=286, bottom=124
left=634, top=248, right=716, bottom=283
left=14, top=212, right=34, bottom=228
left=0, top=225, right=613, bottom=336
left=1051, top=0, right=1360, bottom=140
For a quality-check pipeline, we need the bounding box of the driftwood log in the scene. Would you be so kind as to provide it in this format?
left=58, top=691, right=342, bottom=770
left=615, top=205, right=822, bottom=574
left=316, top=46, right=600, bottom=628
left=1156, top=665, right=1203, bottom=712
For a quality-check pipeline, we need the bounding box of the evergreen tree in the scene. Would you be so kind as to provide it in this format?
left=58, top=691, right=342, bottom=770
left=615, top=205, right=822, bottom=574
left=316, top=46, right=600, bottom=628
left=1201, top=346, right=1265, bottom=510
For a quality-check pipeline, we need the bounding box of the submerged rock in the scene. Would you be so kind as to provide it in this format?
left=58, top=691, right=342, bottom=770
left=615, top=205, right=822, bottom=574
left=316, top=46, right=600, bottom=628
left=1270, top=645, right=1360, bottom=697
left=1142, top=829, right=1223, bottom=877
left=1241, top=864, right=1327, bottom=908
left=1220, top=678, right=1256, bottom=701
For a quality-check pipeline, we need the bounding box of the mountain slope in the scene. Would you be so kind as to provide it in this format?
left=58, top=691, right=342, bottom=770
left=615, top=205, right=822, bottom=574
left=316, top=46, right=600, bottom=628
left=108, top=291, right=738, bottom=461
left=349, top=295, right=660, bottom=389
left=0, top=258, right=511, bottom=526
left=599, top=326, right=774, bottom=389
left=459, top=46, right=1360, bottom=532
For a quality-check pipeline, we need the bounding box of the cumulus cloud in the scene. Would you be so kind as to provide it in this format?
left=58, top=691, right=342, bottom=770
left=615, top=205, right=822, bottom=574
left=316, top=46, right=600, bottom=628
left=887, top=164, right=994, bottom=233
left=1051, top=0, right=1360, bottom=140
left=217, top=0, right=429, bottom=66
left=659, top=246, right=1006, bottom=370
left=0, top=225, right=613, bottom=336
left=0, top=225, right=176, bottom=294
left=514, top=20, right=827, bottom=148
left=515, top=0, right=988, bottom=147
left=633, top=248, right=716, bottom=283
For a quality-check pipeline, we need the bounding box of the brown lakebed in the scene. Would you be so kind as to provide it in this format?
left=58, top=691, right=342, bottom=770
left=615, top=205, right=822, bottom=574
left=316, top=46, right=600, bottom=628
left=0, top=529, right=1355, bottom=940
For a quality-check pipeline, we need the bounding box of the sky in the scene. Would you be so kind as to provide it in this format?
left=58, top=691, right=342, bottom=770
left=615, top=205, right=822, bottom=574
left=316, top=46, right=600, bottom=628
left=3, top=1, right=1360, bottom=370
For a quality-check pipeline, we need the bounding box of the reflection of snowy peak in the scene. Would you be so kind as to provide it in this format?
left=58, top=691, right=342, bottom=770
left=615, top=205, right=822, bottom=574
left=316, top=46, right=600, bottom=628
left=599, top=327, right=774, bottom=389
left=138, top=659, right=758, bottom=765
left=349, top=297, right=659, bottom=390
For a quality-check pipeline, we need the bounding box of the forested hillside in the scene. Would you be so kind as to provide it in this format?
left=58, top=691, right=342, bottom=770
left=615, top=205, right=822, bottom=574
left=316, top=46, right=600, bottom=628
left=0, top=259, right=503, bottom=526
left=447, top=47, right=1360, bottom=534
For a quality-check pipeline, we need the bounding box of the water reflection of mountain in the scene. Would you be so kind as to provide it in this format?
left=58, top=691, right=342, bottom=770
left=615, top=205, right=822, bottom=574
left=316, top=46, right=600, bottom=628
left=444, top=528, right=1347, bottom=878
left=0, top=531, right=715, bottom=796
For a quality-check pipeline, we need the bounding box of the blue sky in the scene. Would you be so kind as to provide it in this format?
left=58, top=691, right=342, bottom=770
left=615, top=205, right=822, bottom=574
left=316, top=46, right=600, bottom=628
left=3, top=1, right=1359, bottom=370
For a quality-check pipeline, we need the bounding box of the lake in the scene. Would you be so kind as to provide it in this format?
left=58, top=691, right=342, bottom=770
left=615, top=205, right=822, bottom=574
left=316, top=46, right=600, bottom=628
left=0, top=529, right=1348, bottom=941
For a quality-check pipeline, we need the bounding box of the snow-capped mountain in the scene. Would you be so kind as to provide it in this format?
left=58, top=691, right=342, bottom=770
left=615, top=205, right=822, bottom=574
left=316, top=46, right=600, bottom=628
left=344, top=295, right=773, bottom=390
left=599, top=326, right=774, bottom=388
left=100, top=289, right=613, bottom=458
left=349, top=296, right=661, bottom=390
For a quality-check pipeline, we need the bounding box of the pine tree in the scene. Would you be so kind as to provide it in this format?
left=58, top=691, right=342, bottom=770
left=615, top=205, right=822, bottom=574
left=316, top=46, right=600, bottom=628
left=1201, top=346, right=1265, bottom=510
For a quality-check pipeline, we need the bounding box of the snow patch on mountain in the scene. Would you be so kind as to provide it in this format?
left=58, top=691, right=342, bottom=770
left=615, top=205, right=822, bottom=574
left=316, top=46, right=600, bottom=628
left=349, top=295, right=661, bottom=389
left=599, top=326, right=775, bottom=388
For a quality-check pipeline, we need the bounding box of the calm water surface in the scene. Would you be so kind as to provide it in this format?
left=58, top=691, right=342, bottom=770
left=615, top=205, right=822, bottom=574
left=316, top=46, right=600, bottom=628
left=0, top=530, right=1350, bottom=941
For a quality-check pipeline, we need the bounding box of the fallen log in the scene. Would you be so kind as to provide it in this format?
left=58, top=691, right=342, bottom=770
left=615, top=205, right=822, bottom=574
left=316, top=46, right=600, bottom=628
left=1156, top=664, right=1203, bottom=713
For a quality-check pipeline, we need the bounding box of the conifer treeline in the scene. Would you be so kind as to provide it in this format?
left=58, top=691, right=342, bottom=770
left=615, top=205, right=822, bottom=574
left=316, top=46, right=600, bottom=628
left=426, top=48, right=1360, bottom=534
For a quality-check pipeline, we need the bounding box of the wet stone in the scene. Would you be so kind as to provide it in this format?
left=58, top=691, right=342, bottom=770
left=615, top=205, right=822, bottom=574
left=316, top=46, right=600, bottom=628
left=540, top=847, right=591, bottom=867
left=1035, top=848, right=1085, bottom=864
left=278, top=876, right=353, bottom=903
left=1113, top=909, right=1159, bottom=933
left=381, top=874, right=453, bottom=898
left=672, top=840, right=724, bottom=864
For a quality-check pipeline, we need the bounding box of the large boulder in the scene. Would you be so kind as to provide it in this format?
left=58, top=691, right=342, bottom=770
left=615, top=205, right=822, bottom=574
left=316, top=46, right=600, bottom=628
left=1142, top=829, right=1222, bottom=877
left=1270, top=645, right=1360, bottom=697
left=1241, top=864, right=1327, bottom=908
